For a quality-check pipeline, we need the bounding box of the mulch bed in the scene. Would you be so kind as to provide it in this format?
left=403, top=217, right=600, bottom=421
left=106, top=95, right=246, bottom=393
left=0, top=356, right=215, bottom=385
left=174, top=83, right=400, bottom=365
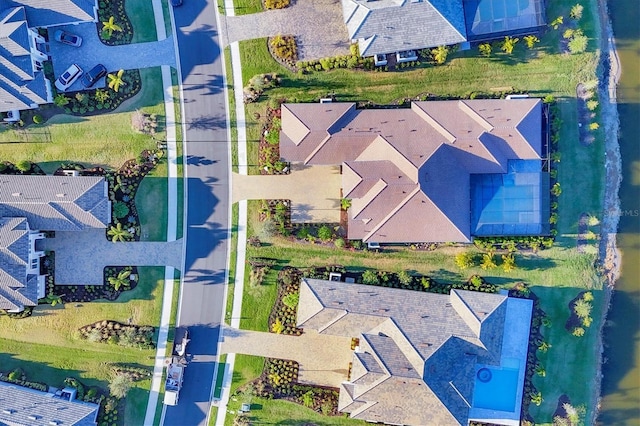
left=96, top=0, right=133, bottom=46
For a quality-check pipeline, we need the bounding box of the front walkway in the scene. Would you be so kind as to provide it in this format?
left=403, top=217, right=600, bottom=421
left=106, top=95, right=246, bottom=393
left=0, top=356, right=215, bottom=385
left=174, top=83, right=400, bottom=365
left=43, top=230, right=183, bottom=284
left=219, top=0, right=350, bottom=60
left=232, top=164, right=342, bottom=223
left=220, top=327, right=353, bottom=388
left=50, top=23, right=176, bottom=92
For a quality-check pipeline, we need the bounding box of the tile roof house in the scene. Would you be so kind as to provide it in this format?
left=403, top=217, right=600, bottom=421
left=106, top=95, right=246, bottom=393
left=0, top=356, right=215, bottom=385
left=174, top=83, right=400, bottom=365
left=0, top=381, right=99, bottom=426
left=279, top=98, right=550, bottom=243
left=0, top=0, right=97, bottom=114
left=0, top=175, right=110, bottom=311
left=341, top=0, right=546, bottom=57
left=297, top=278, right=533, bottom=425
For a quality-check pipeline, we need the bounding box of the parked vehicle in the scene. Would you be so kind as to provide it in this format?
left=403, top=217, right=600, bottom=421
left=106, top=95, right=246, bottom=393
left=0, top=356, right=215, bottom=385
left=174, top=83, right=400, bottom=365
left=54, top=64, right=83, bottom=92
left=163, top=327, right=190, bottom=406
left=54, top=30, right=82, bottom=47
left=170, top=0, right=183, bottom=6
left=81, top=64, right=107, bottom=88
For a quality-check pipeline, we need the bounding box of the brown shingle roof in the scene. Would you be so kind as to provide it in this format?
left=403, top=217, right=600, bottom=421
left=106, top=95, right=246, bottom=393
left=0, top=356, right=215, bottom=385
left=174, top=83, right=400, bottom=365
left=280, top=99, right=543, bottom=242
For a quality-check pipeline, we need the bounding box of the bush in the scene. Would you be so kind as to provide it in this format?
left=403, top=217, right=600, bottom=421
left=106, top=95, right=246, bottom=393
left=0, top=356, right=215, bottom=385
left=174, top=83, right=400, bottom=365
left=109, top=373, right=132, bottom=399
left=113, top=202, right=129, bottom=219
left=334, top=238, right=345, bottom=248
left=568, top=32, right=588, bottom=54
left=32, top=114, right=43, bottom=124
left=455, top=251, right=475, bottom=270
left=282, top=292, right=299, bottom=309
left=264, top=0, right=289, bottom=9
left=8, top=368, right=23, bottom=381
left=398, top=270, right=412, bottom=286
left=15, top=160, right=32, bottom=173
left=317, top=225, right=333, bottom=241
left=362, top=270, right=379, bottom=285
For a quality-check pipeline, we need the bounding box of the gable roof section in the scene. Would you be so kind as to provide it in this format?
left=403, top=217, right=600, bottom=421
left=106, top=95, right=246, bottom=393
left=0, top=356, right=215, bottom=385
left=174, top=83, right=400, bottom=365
left=280, top=99, right=543, bottom=243
left=299, top=279, right=510, bottom=425
left=0, top=176, right=110, bottom=231
left=0, top=381, right=99, bottom=426
left=0, top=0, right=97, bottom=27
left=0, top=216, right=37, bottom=311
left=342, top=0, right=467, bottom=56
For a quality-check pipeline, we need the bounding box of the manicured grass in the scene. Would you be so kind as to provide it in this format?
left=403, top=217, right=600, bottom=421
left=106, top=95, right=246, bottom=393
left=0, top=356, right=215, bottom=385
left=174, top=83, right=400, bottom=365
left=224, top=47, right=239, bottom=173
left=126, top=0, right=157, bottom=43
left=230, top=354, right=264, bottom=394
left=225, top=203, right=239, bottom=324
left=171, top=67, right=185, bottom=240
left=529, top=287, right=605, bottom=423
left=224, top=396, right=368, bottom=426
left=137, top=164, right=169, bottom=241
left=234, top=0, right=263, bottom=15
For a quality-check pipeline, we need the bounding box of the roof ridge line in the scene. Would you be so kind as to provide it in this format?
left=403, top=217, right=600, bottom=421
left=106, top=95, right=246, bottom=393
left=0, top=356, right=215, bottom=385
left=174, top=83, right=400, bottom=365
left=458, top=100, right=493, bottom=132
left=419, top=185, right=470, bottom=242
left=362, top=186, right=419, bottom=242
left=412, top=103, right=456, bottom=143
left=514, top=100, right=543, bottom=158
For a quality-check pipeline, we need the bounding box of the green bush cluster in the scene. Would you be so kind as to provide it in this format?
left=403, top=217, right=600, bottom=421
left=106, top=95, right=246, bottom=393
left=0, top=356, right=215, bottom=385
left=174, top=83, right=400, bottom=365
left=269, top=35, right=297, bottom=66
left=243, top=73, right=281, bottom=104
left=264, top=0, right=289, bottom=9
left=78, top=319, right=155, bottom=349
left=296, top=47, right=373, bottom=74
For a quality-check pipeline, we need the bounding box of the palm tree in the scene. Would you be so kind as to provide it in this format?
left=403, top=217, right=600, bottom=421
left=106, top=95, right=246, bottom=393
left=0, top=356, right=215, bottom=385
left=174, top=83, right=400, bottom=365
left=535, top=364, right=546, bottom=377
left=107, top=69, right=126, bottom=93
left=530, top=391, right=543, bottom=406
left=501, top=253, right=516, bottom=272
left=102, top=16, right=123, bottom=38
left=108, top=269, right=131, bottom=291
left=537, top=340, right=552, bottom=353
left=54, top=94, right=69, bottom=106
left=523, top=35, right=540, bottom=49
left=501, top=36, right=519, bottom=54
left=107, top=223, right=132, bottom=242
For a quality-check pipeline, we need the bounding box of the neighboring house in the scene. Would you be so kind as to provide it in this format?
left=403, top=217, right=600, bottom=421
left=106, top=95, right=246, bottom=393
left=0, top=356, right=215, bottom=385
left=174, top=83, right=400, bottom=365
left=341, top=0, right=546, bottom=58
left=0, top=175, right=110, bottom=312
left=297, top=278, right=533, bottom=425
left=0, top=0, right=97, bottom=114
left=0, top=381, right=99, bottom=426
left=279, top=98, right=550, bottom=243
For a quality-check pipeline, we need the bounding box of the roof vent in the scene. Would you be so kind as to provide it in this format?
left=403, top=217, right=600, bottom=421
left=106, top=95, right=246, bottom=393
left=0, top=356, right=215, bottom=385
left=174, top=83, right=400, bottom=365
left=56, top=193, right=66, bottom=197
left=2, top=409, right=15, bottom=414
left=11, top=192, right=21, bottom=197
left=49, top=421, right=61, bottom=426
left=28, top=415, right=40, bottom=420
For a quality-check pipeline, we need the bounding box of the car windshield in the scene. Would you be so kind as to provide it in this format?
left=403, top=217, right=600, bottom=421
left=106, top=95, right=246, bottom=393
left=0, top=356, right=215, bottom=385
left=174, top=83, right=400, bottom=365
left=62, top=72, right=71, bottom=80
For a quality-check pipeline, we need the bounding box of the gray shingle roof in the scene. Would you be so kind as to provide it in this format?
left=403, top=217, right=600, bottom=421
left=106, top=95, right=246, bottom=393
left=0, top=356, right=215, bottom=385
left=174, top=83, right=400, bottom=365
left=0, top=216, right=37, bottom=311
left=0, top=381, right=99, bottom=426
left=280, top=99, right=543, bottom=243
left=342, top=0, right=467, bottom=56
left=298, top=278, right=512, bottom=425
left=0, top=0, right=97, bottom=27
left=0, top=175, right=111, bottom=231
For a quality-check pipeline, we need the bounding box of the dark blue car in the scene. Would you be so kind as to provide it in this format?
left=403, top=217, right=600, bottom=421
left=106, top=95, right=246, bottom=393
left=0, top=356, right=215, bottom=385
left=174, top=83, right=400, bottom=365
left=81, top=64, right=107, bottom=89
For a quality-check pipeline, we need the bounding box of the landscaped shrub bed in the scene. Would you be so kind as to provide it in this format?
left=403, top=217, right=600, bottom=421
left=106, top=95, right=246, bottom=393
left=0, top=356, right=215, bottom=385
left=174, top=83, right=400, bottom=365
left=288, top=223, right=346, bottom=246
left=296, top=44, right=374, bottom=74
left=263, top=0, right=289, bottom=9
left=268, top=267, right=303, bottom=336
left=54, top=163, right=107, bottom=176
left=268, top=35, right=297, bottom=69
left=96, top=0, right=133, bottom=46
left=0, top=160, right=46, bottom=175
left=0, top=368, right=48, bottom=392
left=259, top=107, right=288, bottom=174
left=78, top=319, right=155, bottom=349
left=110, top=363, right=153, bottom=381
left=243, top=73, right=281, bottom=104
left=258, top=199, right=291, bottom=236
left=60, top=70, right=142, bottom=116
left=474, top=236, right=554, bottom=252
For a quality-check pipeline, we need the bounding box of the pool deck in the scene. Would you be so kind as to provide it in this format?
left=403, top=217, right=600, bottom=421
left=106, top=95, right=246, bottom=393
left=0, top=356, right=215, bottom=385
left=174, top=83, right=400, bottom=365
left=469, top=293, right=534, bottom=425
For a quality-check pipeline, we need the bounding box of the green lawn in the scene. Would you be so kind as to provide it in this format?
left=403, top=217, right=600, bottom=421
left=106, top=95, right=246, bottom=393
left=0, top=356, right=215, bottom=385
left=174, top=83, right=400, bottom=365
left=126, top=0, right=158, bottom=43
left=137, top=164, right=169, bottom=241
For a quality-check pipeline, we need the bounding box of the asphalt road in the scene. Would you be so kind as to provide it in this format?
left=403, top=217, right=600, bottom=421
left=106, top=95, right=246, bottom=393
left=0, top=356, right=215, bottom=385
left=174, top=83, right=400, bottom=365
left=163, top=0, right=230, bottom=424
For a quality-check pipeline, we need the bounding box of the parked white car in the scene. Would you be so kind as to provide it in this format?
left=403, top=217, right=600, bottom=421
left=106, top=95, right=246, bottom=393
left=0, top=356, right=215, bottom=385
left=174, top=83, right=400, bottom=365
left=55, top=64, right=83, bottom=92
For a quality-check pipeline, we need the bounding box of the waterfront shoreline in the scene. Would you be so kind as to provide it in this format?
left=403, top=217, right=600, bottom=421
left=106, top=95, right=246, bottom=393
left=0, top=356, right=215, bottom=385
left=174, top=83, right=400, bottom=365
left=592, top=0, right=623, bottom=423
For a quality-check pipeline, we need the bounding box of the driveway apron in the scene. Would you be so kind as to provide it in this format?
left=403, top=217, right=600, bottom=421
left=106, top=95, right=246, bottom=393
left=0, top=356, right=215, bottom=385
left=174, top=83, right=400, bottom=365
left=219, top=0, right=350, bottom=60
left=42, top=229, right=183, bottom=285
left=220, top=327, right=353, bottom=388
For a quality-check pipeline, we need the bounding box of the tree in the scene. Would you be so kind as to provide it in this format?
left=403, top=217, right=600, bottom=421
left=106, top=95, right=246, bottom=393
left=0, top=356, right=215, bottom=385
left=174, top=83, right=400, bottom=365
left=535, top=364, right=546, bottom=377
left=340, top=198, right=352, bottom=211
left=455, top=251, right=475, bottom=270
left=537, top=340, right=552, bottom=353
left=574, top=299, right=592, bottom=318
left=583, top=291, right=594, bottom=301
left=523, top=35, right=540, bottom=49
left=15, top=160, right=32, bottom=173
left=501, top=253, right=517, bottom=272
left=568, top=32, right=589, bottom=54
left=102, top=16, right=123, bottom=38
left=108, top=269, right=131, bottom=291
left=530, top=391, right=543, bottom=406
left=500, top=36, right=519, bottom=54
left=480, top=253, right=497, bottom=270
left=550, top=16, right=564, bottom=30
left=107, top=222, right=132, bottom=242
left=271, top=318, right=284, bottom=334
left=362, top=270, right=379, bottom=285
left=54, top=94, right=69, bottom=106
left=107, top=69, right=126, bottom=92
left=431, top=45, right=449, bottom=65
left=109, top=373, right=132, bottom=399
left=478, top=43, right=492, bottom=57
left=570, top=4, right=584, bottom=20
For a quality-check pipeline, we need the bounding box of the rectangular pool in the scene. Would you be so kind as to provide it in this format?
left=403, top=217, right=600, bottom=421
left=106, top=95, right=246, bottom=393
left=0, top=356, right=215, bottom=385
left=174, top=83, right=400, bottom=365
left=473, top=367, right=519, bottom=412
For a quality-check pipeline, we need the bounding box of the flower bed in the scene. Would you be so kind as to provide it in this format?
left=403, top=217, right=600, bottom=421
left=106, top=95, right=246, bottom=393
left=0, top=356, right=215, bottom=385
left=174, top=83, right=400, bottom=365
left=96, top=0, right=133, bottom=46
left=268, top=267, right=303, bottom=336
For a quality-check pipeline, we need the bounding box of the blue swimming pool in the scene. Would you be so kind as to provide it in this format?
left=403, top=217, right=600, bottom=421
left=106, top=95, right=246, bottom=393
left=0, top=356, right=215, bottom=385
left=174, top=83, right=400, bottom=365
left=473, top=366, right=519, bottom=412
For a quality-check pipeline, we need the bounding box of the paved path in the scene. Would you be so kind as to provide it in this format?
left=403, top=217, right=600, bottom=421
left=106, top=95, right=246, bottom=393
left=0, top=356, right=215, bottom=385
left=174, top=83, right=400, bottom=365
left=219, top=0, right=350, bottom=60
left=51, top=22, right=176, bottom=92
left=232, top=164, right=342, bottom=222
left=43, top=230, right=183, bottom=284
left=220, top=327, right=352, bottom=388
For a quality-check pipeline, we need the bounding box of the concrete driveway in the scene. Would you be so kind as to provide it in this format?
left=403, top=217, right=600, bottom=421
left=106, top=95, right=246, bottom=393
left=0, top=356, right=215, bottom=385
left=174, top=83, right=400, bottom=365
left=220, top=327, right=353, bottom=388
left=220, top=0, right=350, bottom=61
left=232, top=164, right=342, bottom=223
left=42, top=229, right=183, bottom=284
left=49, top=23, right=176, bottom=92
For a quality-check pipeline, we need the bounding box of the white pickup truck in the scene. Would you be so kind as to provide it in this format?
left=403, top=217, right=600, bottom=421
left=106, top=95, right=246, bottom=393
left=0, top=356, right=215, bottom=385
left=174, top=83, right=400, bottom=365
left=164, top=327, right=190, bottom=406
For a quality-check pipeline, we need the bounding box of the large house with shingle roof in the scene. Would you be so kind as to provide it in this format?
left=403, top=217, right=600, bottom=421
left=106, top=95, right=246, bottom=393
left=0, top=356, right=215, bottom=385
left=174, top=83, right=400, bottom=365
left=0, top=381, right=99, bottom=425
left=342, top=0, right=546, bottom=58
left=0, top=0, right=97, bottom=114
left=297, top=278, right=533, bottom=425
left=279, top=98, right=550, bottom=244
left=0, top=175, right=110, bottom=312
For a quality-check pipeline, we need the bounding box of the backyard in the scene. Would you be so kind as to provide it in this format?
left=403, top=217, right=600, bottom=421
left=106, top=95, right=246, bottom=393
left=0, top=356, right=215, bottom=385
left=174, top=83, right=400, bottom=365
left=224, top=0, right=607, bottom=423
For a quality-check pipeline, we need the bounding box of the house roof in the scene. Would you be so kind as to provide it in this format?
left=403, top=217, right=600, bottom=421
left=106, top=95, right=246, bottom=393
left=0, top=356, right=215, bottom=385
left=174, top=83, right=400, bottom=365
left=0, top=0, right=97, bottom=27
left=0, top=381, right=99, bottom=426
left=280, top=99, right=543, bottom=243
left=0, top=175, right=111, bottom=231
left=0, top=6, right=49, bottom=113
left=0, top=216, right=37, bottom=311
left=298, top=278, right=510, bottom=425
left=342, top=0, right=467, bottom=56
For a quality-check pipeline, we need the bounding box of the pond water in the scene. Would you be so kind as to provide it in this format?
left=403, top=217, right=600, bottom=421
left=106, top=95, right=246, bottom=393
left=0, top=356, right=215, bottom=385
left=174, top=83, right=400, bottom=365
left=598, top=1, right=640, bottom=424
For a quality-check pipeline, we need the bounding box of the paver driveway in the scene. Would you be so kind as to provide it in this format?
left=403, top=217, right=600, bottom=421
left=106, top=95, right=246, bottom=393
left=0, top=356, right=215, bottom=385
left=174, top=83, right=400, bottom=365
left=232, top=164, right=341, bottom=223
left=42, top=229, right=183, bottom=285
left=220, top=0, right=351, bottom=60
left=220, top=326, right=353, bottom=388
